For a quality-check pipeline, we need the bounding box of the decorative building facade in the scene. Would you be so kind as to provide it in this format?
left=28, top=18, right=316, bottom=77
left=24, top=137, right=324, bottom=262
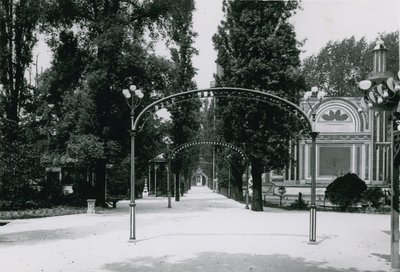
left=283, top=96, right=390, bottom=187
left=282, top=37, right=396, bottom=189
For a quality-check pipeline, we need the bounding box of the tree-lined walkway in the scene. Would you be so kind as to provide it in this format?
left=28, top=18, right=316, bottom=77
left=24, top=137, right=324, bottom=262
left=0, top=187, right=390, bottom=272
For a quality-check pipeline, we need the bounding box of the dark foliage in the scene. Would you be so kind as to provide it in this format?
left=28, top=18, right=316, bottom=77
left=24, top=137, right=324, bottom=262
left=38, top=176, right=65, bottom=205
left=361, top=187, right=385, bottom=208
left=67, top=177, right=96, bottom=206
left=302, top=32, right=399, bottom=97
left=325, top=173, right=367, bottom=211
left=213, top=0, right=304, bottom=211
left=289, top=192, right=308, bottom=210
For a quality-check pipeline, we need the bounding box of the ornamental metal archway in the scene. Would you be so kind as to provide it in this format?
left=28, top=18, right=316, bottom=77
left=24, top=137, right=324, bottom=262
left=191, top=171, right=208, bottom=186
left=128, top=87, right=317, bottom=243
left=177, top=153, right=239, bottom=196
left=171, top=141, right=247, bottom=161
left=170, top=140, right=250, bottom=207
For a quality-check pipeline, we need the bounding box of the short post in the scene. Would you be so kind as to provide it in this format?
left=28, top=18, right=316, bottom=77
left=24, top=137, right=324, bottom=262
left=278, top=186, right=286, bottom=207
left=87, top=199, right=96, bottom=214
left=143, top=178, right=149, bottom=197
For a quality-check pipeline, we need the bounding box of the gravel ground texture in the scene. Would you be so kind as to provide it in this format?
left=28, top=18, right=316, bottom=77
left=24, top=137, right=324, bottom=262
left=0, top=186, right=393, bottom=272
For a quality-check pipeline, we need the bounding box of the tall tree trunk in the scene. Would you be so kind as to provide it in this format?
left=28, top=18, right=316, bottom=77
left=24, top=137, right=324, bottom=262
left=180, top=175, right=184, bottom=196
left=187, top=173, right=191, bottom=190
left=175, top=170, right=180, bottom=201
left=95, top=159, right=106, bottom=207
left=232, top=166, right=244, bottom=202
left=184, top=169, right=190, bottom=192
left=251, top=159, right=263, bottom=211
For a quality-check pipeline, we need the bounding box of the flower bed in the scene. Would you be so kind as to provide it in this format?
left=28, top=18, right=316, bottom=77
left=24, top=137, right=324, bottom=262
left=0, top=206, right=87, bottom=220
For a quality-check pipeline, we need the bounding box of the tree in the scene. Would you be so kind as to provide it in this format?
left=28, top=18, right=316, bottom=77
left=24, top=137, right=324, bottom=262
left=0, top=1, right=46, bottom=208
left=302, top=32, right=399, bottom=96
left=0, top=137, right=43, bottom=209
left=325, top=173, right=367, bottom=211
left=213, top=0, right=304, bottom=211
left=163, top=0, right=200, bottom=201
left=41, top=0, right=182, bottom=206
left=0, top=0, right=44, bottom=140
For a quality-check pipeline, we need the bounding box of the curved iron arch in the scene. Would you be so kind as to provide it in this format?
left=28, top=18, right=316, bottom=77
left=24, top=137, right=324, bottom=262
left=181, top=153, right=238, bottom=167
left=128, top=87, right=318, bottom=242
left=170, top=141, right=248, bottom=164
left=134, top=87, right=313, bottom=134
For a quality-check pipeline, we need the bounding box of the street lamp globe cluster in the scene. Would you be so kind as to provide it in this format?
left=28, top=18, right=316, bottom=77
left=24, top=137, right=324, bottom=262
left=122, top=84, right=144, bottom=100
left=304, top=86, right=327, bottom=101
left=358, top=39, right=400, bottom=112
left=303, top=86, right=327, bottom=121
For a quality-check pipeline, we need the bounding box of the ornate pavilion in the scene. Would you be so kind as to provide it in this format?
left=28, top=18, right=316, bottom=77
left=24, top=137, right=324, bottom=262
left=282, top=96, right=390, bottom=186
left=271, top=39, right=394, bottom=196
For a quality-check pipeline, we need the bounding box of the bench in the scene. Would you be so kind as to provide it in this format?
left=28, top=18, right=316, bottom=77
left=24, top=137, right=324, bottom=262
left=105, top=198, right=120, bottom=208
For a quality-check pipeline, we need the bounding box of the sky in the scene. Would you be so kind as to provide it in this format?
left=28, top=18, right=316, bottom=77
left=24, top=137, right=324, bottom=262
left=191, top=0, right=400, bottom=88
left=34, top=0, right=400, bottom=89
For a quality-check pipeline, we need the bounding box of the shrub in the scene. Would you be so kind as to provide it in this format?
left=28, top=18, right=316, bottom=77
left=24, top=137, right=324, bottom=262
left=325, top=173, right=367, bottom=211
left=38, top=177, right=65, bottom=205
left=289, top=192, right=308, bottom=210
left=68, top=178, right=95, bottom=206
left=0, top=200, right=14, bottom=211
left=0, top=199, right=47, bottom=211
left=362, top=187, right=384, bottom=208
left=0, top=140, right=42, bottom=203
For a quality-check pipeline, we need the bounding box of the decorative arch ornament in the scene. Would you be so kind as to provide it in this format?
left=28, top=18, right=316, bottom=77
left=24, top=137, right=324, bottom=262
left=191, top=169, right=209, bottom=186
left=134, top=87, right=313, bottom=134
left=314, top=99, right=361, bottom=133
left=128, top=87, right=316, bottom=243
left=171, top=140, right=248, bottom=163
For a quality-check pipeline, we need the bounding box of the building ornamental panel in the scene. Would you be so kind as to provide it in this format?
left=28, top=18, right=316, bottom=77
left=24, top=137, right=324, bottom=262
left=317, top=134, right=371, bottom=141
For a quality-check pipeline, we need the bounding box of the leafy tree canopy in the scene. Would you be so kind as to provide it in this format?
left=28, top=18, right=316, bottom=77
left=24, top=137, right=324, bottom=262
left=213, top=0, right=304, bottom=211
left=302, top=31, right=399, bottom=96
left=213, top=0, right=304, bottom=167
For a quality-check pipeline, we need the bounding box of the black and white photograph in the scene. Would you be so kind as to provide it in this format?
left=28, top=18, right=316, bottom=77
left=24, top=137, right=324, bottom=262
left=0, top=0, right=399, bottom=271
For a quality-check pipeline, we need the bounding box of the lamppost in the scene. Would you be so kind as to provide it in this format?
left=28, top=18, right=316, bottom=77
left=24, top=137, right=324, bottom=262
left=122, top=84, right=144, bottom=241
left=304, top=86, right=326, bottom=243
left=163, top=136, right=173, bottom=208
left=358, top=38, right=400, bottom=269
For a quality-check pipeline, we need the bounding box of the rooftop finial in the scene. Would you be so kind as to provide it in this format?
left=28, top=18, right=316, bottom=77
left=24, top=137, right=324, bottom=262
left=374, top=34, right=386, bottom=51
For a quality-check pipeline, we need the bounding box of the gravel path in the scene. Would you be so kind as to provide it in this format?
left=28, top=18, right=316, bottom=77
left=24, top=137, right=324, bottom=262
left=0, top=186, right=391, bottom=271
